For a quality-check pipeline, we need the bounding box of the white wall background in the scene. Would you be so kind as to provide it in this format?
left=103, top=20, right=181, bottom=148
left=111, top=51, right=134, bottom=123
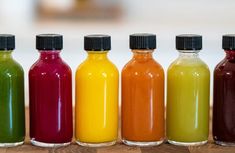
left=0, top=0, right=235, bottom=106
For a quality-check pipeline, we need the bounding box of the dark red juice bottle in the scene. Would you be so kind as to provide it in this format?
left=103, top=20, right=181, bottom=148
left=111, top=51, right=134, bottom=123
left=213, top=35, right=235, bottom=146
left=29, top=34, right=73, bottom=147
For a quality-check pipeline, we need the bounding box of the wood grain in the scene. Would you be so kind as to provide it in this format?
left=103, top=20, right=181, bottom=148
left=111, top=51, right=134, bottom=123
left=141, top=143, right=190, bottom=153
left=0, top=108, right=234, bottom=153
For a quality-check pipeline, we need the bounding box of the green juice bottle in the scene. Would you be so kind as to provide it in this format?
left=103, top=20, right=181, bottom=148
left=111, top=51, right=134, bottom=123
left=0, top=35, right=25, bottom=147
left=166, top=35, right=210, bottom=146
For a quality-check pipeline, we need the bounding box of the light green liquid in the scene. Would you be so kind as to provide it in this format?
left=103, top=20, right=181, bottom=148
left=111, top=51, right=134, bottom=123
left=166, top=53, right=210, bottom=143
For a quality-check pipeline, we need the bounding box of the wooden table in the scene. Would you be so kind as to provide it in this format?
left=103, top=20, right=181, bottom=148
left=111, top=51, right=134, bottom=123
left=0, top=108, right=235, bottom=153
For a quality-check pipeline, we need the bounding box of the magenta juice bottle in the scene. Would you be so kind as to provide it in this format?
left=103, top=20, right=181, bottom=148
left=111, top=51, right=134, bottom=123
left=29, top=34, right=73, bottom=147
left=213, top=35, right=235, bottom=146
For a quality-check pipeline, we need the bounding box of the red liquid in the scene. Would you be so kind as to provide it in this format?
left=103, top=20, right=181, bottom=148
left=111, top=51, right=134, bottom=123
left=213, top=50, right=235, bottom=143
left=29, top=51, right=73, bottom=143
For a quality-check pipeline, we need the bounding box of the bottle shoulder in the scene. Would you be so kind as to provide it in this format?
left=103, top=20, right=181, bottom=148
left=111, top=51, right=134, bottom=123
left=168, top=57, right=209, bottom=75
left=169, top=56, right=209, bottom=69
left=214, top=58, right=235, bottom=74
left=29, top=58, right=71, bottom=75
left=76, top=58, right=118, bottom=74
left=122, top=58, right=164, bottom=73
left=0, top=59, right=24, bottom=75
left=121, top=59, right=164, bottom=80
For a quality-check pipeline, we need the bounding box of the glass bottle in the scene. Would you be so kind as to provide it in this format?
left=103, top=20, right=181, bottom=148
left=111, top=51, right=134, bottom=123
left=166, top=34, right=210, bottom=146
left=213, top=35, right=235, bottom=146
left=29, top=34, right=73, bottom=147
left=0, top=34, right=25, bottom=147
left=121, top=34, right=165, bottom=146
left=75, top=35, right=119, bottom=147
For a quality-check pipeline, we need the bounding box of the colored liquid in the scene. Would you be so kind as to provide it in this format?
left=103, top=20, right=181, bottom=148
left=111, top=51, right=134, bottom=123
left=121, top=50, right=165, bottom=143
left=0, top=51, right=25, bottom=144
left=75, top=51, right=118, bottom=145
left=213, top=50, right=235, bottom=144
left=167, top=52, right=210, bottom=143
left=29, top=51, right=73, bottom=144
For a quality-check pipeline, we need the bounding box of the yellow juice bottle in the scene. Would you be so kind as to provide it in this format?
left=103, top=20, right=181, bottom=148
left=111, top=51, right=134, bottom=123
left=166, top=35, right=210, bottom=146
left=75, top=35, right=119, bottom=147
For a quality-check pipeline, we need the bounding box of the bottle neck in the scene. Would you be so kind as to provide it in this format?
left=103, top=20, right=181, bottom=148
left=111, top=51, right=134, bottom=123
left=0, top=51, right=13, bottom=60
left=132, top=49, right=154, bottom=60
left=39, top=50, right=61, bottom=61
left=87, top=51, right=108, bottom=60
left=178, top=51, right=199, bottom=58
left=225, top=50, right=235, bottom=60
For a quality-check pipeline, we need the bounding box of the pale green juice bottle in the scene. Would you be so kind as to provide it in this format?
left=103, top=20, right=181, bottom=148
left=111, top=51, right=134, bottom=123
left=166, top=34, right=210, bottom=146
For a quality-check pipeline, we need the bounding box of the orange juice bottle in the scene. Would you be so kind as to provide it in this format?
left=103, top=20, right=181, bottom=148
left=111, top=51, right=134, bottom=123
left=121, top=33, right=165, bottom=146
left=75, top=35, right=119, bottom=147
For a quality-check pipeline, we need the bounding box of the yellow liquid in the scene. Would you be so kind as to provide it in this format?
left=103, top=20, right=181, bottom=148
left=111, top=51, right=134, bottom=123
left=75, top=51, right=119, bottom=143
left=166, top=53, right=210, bottom=143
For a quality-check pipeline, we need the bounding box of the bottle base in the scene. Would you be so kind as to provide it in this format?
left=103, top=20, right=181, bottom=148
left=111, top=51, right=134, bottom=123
left=76, top=140, right=116, bottom=147
left=0, top=141, right=24, bottom=147
left=215, top=140, right=235, bottom=146
left=122, top=139, right=164, bottom=147
left=30, top=139, right=70, bottom=148
left=168, top=139, right=207, bottom=146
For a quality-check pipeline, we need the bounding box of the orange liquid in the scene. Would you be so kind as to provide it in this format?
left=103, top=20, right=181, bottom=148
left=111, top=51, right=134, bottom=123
left=121, top=50, right=165, bottom=142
